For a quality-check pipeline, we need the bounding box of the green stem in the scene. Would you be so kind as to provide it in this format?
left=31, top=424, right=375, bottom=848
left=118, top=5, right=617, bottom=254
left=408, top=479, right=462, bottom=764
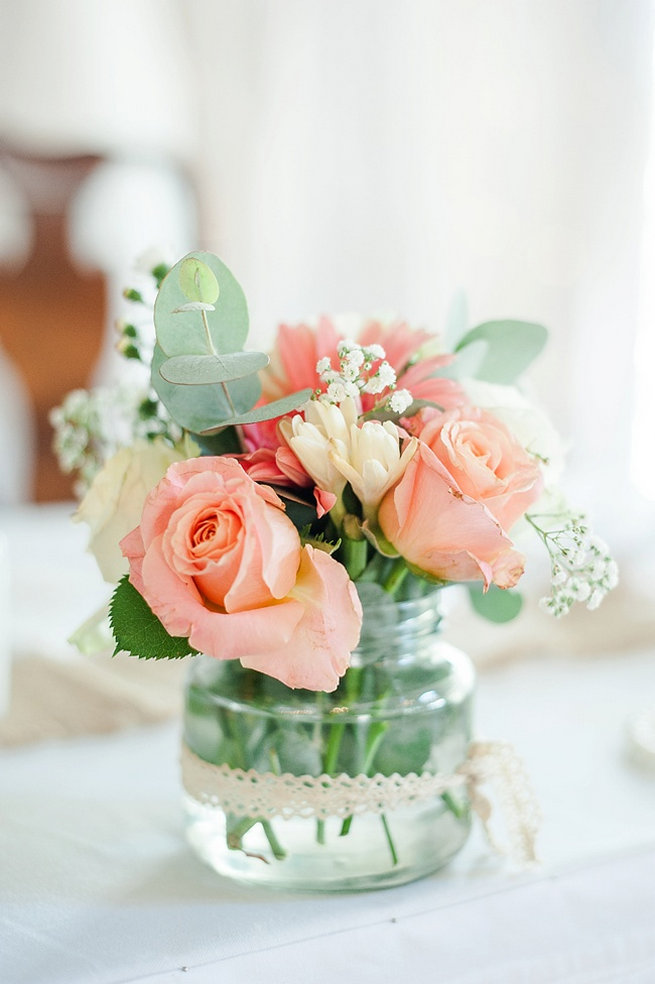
left=324, top=720, right=347, bottom=773
left=222, top=708, right=286, bottom=861
left=362, top=722, right=388, bottom=773
left=341, top=536, right=368, bottom=580
left=201, top=308, right=217, bottom=355
left=200, top=307, right=237, bottom=416
left=317, top=719, right=347, bottom=845
left=261, top=821, right=287, bottom=860
left=357, top=552, right=388, bottom=583
left=383, top=559, right=409, bottom=596
left=380, top=814, right=399, bottom=867
left=339, top=721, right=387, bottom=837
left=441, top=790, right=468, bottom=821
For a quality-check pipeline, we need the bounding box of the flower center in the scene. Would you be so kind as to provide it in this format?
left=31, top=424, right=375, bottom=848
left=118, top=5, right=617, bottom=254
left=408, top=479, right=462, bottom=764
left=191, top=508, right=240, bottom=556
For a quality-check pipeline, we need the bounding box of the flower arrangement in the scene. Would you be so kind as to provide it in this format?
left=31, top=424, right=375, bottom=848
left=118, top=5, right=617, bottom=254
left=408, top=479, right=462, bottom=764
left=53, top=251, right=616, bottom=880
left=55, top=250, right=615, bottom=682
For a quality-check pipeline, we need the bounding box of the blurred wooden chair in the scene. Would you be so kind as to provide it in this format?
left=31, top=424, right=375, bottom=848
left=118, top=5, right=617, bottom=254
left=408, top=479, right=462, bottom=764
left=0, top=150, right=107, bottom=501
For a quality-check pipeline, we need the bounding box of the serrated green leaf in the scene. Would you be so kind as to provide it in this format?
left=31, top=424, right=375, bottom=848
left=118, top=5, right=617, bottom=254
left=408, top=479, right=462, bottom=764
left=109, top=575, right=198, bottom=660
left=179, top=256, right=220, bottom=304
left=467, top=583, right=523, bottom=623
left=159, top=351, right=269, bottom=385
left=455, top=319, right=547, bottom=384
left=155, top=251, right=249, bottom=357
left=151, top=343, right=261, bottom=433
left=198, top=388, right=313, bottom=434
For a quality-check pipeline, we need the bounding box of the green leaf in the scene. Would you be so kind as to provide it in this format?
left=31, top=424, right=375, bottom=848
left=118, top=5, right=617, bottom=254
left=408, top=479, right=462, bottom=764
left=374, top=723, right=433, bottom=776
left=454, top=319, right=548, bottom=384
left=467, top=583, right=523, bottom=623
left=154, top=251, right=249, bottom=357
left=178, top=256, right=220, bottom=304
left=109, top=575, right=198, bottom=660
left=198, top=388, right=312, bottom=434
left=151, top=343, right=262, bottom=434
left=444, top=288, right=469, bottom=349
left=265, top=728, right=322, bottom=776
left=360, top=521, right=400, bottom=559
left=193, top=427, right=243, bottom=456
left=159, top=351, right=269, bottom=385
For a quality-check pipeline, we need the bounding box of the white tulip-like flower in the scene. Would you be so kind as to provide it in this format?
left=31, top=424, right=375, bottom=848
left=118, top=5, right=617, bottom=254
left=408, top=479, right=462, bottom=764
left=279, top=398, right=359, bottom=496
left=330, top=421, right=418, bottom=523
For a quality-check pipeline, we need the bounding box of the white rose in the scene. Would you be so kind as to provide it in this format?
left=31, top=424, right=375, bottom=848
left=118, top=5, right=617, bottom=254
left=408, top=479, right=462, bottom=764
left=74, top=438, right=187, bottom=583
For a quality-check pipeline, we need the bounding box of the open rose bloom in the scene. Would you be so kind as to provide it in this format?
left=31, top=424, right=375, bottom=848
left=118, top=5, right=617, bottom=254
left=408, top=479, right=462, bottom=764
left=65, top=252, right=616, bottom=693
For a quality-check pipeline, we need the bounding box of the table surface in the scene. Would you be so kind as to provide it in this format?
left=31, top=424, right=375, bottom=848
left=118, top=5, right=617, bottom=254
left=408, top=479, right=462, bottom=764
left=2, top=505, right=655, bottom=984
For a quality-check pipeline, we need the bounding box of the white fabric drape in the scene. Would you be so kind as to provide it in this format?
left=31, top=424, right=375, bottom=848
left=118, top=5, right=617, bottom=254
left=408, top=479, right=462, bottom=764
left=185, top=0, right=654, bottom=539
left=1, top=0, right=653, bottom=546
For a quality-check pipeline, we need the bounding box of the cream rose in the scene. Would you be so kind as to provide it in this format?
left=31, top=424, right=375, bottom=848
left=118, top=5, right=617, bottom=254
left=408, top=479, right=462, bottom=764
left=74, top=438, right=187, bottom=583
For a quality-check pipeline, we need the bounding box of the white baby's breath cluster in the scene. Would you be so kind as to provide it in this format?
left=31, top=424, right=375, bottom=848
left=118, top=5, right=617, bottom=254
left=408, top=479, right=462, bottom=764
left=50, top=384, right=176, bottom=495
left=316, top=340, right=412, bottom=414
left=527, top=510, right=619, bottom=618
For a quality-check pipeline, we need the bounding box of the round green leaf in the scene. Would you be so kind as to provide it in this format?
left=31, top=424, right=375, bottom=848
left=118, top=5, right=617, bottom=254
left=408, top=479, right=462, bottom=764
left=159, top=351, right=269, bottom=386
left=467, top=583, right=523, bottom=623
left=154, top=251, right=249, bottom=358
left=455, top=320, right=548, bottom=384
left=178, top=256, right=220, bottom=304
left=151, top=343, right=261, bottom=433
left=198, top=388, right=313, bottom=434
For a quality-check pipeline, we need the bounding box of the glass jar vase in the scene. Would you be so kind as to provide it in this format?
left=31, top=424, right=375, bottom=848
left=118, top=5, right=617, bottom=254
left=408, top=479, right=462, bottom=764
left=181, top=587, right=475, bottom=891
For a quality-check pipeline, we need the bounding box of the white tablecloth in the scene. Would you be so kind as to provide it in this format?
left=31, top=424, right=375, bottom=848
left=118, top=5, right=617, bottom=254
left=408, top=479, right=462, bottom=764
left=2, top=505, right=655, bottom=984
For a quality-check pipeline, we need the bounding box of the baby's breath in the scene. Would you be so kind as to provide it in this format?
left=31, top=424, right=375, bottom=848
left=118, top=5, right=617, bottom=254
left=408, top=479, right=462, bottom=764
left=316, top=340, right=412, bottom=414
left=526, top=510, right=618, bottom=617
left=50, top=385, right=178, bottom=495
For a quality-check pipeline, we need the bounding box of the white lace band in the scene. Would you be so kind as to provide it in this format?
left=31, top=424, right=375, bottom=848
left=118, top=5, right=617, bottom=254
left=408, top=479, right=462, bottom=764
left=180, top=739, right=541, bottom=865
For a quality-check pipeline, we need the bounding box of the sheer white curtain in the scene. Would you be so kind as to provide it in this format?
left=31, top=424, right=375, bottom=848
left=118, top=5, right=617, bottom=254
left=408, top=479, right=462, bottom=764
left=186, top=0, right=654, bottom=546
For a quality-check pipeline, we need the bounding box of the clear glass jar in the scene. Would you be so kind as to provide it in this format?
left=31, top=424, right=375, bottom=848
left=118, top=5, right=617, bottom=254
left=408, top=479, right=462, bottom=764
left=182, top=588, right=475, bottom=891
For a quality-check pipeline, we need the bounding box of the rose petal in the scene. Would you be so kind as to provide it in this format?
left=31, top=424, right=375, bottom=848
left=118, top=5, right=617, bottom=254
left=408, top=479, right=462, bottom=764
left=241, top=546, right=362, bottom=691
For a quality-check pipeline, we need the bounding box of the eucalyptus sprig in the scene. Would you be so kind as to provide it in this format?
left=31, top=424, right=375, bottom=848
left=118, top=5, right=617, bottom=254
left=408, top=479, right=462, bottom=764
left=151, top=253, right=312, bottom=437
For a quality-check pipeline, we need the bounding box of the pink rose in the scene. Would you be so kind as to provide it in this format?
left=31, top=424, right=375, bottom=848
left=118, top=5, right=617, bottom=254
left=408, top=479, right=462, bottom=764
left=378, top=443, right=526, bottom=589
left=414, top=407, right=543, bottom=531
left=120, top=457, right=361, bottom=691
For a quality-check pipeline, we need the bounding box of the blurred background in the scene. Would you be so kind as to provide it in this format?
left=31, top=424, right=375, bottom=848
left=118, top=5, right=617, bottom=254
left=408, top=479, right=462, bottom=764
left=0, top=0, right=653, bottom=567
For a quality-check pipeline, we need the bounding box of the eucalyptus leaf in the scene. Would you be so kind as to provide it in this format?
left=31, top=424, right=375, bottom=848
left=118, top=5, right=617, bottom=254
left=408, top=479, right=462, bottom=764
left=467, top=583, right=523, bottom=623
left=444, top=288, right=469, bottom=349
left=454, top=320, right=547, bottom=384
left=178, top=256, right=220, bottom=304
left=373, top=723, right=433, bottom=776
left=154, top=251, right=249, bottom=357
left=270, top=728, right=323, bottom=776
left=439, top=339, right=486, bottom=381
left=198, top=388, right=313, bottom=434
left=151, top=343, right=261, bottom=434
left=159, top=351, right=269, bottom=386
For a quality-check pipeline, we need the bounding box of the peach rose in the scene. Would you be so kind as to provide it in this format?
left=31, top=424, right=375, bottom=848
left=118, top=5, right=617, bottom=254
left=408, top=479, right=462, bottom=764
left=412, top=407, right=543, bottom=532
left=378, top=443, right=526, bottom=589
left=120, top=456, right=361, bottom=691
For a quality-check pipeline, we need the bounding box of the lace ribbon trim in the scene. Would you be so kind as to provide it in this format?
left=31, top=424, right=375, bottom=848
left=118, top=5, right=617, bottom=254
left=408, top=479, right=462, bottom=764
left=180, top=739, right=541, bottom=864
